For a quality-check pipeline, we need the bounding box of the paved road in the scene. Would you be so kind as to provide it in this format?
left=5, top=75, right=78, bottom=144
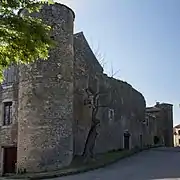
left=51, top=147, right=180, bottom=180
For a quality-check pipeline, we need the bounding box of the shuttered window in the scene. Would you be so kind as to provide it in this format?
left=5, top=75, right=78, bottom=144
left=3, top=102, right=13, bottom=126
left=2, top=65, right=18, bottom=86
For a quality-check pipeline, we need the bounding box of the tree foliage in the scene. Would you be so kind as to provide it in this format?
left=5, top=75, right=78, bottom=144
left=0, top=0, right=54, bottom=82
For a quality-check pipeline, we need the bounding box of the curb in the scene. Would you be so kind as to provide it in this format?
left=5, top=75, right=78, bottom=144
left=4, top=147, right=158, bottom=180
left=151, top=147, right=180, bottom=153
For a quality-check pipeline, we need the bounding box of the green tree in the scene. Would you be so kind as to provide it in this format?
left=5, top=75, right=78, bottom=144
left=0, top=0, right=54, bottom=82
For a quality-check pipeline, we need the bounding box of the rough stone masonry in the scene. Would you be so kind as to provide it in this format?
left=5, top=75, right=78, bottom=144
left=0, top=3, right=173, bottom=175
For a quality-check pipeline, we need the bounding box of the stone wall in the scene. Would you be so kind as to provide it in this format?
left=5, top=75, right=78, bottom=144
left=155, top=103, right=173, bottom=147
left=17, top=3, right=75, bottom=173
left=144, top=113, right=158, bottom=146
left=0, top=65, right=19, bottom=174
left=0, top=3, right=173, bottom=174
left=0, top=85, right=18, bottom=145
left=146, top=103, right=174, bottom=147
left=94, top=76, right=146, bottom=153
left=73, top=32, right=146, bottom=155
left=73, top=32, right=103, bottom=155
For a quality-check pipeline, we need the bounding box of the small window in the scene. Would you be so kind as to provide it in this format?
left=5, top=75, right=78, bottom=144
left=146, top=118, right=149, bottom=126
left=143, top=117, right=149, bottom=125
left=3, top=102, right=13, bottom=126
left=108, top=109, right=114, bottom=122
left=179, top=139, right=180, bottom=145
left=178, top=130, right=180, bottom=135
left=121, top=97, right=124, bottom=105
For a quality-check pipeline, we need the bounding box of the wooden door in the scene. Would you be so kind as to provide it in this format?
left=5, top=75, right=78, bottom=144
left=3, top=147, right=17, bottom=174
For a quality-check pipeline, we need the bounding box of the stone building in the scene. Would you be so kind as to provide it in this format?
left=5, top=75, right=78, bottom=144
left=0, top=3, right=174, bottom=175
left=143, top=112, right=157, bottom=147
left=173, top=124, right=180, bottom=147
left=146, top=102, right=174, bottom=147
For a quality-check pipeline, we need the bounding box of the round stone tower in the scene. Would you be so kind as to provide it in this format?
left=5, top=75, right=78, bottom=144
left=17, top=3, right=75, bottom=172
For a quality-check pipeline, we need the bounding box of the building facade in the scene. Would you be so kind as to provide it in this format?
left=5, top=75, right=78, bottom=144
left=146, top=102, right=174, bottom=147
left=173, top=124, right=180, bottom=147
left=0, top=3, right=174, bottom=175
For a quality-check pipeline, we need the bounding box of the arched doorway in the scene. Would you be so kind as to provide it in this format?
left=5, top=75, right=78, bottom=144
left=154, top=136, right=160, bottom=145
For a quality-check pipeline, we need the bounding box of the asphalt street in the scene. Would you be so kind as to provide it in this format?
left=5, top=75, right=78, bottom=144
left=51, top=147, right=180, bottom=180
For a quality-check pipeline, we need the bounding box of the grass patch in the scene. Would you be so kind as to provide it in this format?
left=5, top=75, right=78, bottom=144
left=70, top=149, right=129, bottom=168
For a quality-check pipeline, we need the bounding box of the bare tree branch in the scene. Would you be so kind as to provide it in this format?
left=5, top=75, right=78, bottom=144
left=90, top=40, right=107, bottom=69
left=111, top=69, right=121, bottom=77
left=110, top=61, right=120, bottom=78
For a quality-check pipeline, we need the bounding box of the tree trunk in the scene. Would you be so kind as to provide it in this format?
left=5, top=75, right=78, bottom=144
left=82, top=90, right=101, bottom=161
left=83, top=124, right=98, bottom=161
left=83, top=106, right=100, bottom=161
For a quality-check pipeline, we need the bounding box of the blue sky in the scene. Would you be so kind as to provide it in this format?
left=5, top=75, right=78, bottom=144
left=59, top=0, right=180, bottom=126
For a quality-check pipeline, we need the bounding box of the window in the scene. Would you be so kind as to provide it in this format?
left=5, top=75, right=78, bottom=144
left=108, top=109, right=114, bottom=122
left=143, top=117, right=149, bottom=125
left=179, top=139, right=180, bottom=145
left=121, top=97, right=124, bottom=105
left=3, top=102, right=12, bottom=126
left=178, top=130, right=180, bottom=135
left=2, top=65, right=18, bottom=88
left=146, top=118, right=149, bottom=126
